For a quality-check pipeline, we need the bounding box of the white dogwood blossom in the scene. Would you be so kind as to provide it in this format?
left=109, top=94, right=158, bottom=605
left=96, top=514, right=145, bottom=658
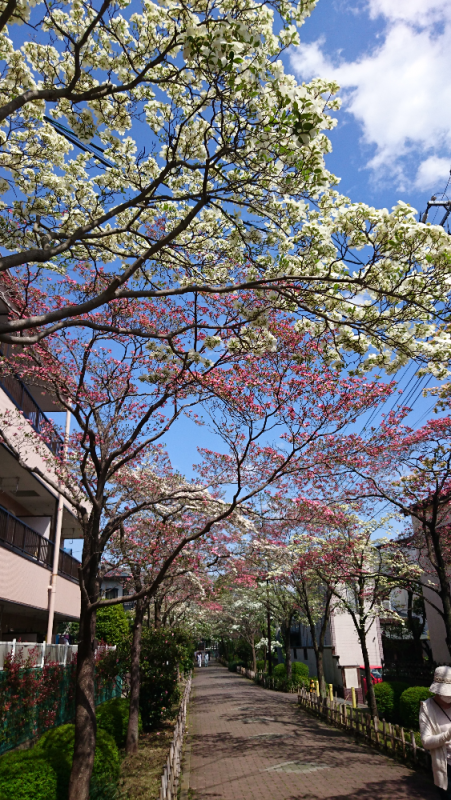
left=0, top=0, right=450, bottom=371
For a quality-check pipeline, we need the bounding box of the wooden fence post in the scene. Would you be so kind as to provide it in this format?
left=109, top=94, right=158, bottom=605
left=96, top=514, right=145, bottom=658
left=411, top=730, right=417, bottom=763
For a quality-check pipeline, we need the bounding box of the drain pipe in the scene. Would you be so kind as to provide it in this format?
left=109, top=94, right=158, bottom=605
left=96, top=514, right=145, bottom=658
left=46, top=409, right=71, bottom=644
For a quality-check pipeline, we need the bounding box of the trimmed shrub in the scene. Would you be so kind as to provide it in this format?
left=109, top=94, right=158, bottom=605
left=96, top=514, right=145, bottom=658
left=0, top=750, right=57, bottom=800
left=372, top=681, right=410, bottom=723
left=256, top=660, right=265, bottom=672
left=292, top=662, right=309, bottom=681
left=273, top=662, right=308, bottom=679
left=35, top=723, right=120, bottom=799
left=227, top=660, right=245, bottom=673
left=96, top=697, right=141, bottom=749
left=399, top=686, right=433, bottom=731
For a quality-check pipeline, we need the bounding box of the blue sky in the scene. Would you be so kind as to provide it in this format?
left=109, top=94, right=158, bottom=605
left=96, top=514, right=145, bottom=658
left=288, top=0, right=451, bottom=211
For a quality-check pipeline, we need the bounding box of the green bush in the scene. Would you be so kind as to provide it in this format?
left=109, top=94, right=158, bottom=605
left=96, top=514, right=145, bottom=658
left=138, top=627, right=192, bottom=731
left=256, top=660, right=265, bottom=672
left=227, top=660, right=245, bottom=673
left=292, top=662, right=309, bottom=681
left=273, top=663, right=286, bottom=677
left=0, top=750, right=57, bottom=800
left=35, top=723, right=120, bottom=799
left=372, top=681, right=410, bottom=723
left=96, top=697, right=141, bottom=749
left=96, top=605, right=130, bottom=647
left=399, top=686, right=433, bottom=731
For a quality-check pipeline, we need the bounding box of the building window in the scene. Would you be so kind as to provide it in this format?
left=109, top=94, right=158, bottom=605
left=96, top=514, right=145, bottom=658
left=293, top=648, right=297, bottom=660
left=105, top=588, right=119, bottom=599
left=304, top=647, right=308, bottom=660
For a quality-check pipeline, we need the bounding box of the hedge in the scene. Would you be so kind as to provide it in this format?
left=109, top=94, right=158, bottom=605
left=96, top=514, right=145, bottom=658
left=0, top=723, right=120, bottom=800
left=399, top=686, right=433, bottom=731
left=0, top=750, right=57, bottom=800
left=372, top=681, right=410, bottom=723
left=273, top=662, right=309, bottom=680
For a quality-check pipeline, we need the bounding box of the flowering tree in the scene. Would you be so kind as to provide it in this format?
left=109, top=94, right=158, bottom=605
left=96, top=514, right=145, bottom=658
left=214, top=583, right=267, bottom=672
left=303, top=512, right=421, bottom=718
left=333, top=399, right=451, bottom=660
left=0, top=320, right=394, bottom=797
left=0, top=1, right=450, bottom=380
left=259, top=524, right=334, bottom=693
left=106, top=506, right=233, bottom=753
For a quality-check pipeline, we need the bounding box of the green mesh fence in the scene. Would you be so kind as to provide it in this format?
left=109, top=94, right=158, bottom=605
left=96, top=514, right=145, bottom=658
left=0, top=663, right=121, bottom=754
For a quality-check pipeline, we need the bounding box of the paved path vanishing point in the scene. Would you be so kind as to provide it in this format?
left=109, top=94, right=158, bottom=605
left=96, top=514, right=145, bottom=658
left=183, top=663, right=439, bottom=800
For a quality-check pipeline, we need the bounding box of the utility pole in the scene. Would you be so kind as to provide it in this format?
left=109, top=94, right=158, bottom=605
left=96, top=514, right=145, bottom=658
left=46, top=409, right=71, bottom=643
left=419, top=170, right=451, bottom=231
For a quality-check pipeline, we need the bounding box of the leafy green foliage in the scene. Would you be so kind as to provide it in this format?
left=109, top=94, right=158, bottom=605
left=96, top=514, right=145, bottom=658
left=96, top=605, right=130, bottom=647
left=136, top=627, right=194, bottom=731
left=399, top=687, right=433, bottom=731
left=0, top=723, right=120, bottom=800
left=227, top=660, right=245, bottom=673
left=292, top=662, right=309, bottom=680
left=372, top=681, right=410, bottom=723
left=96, top=698, right=141, bottom=749
left=34, top=723, right=120, bottom=799
left=256, top=660, right=265, bottom=671
left=273, top=663, right=287, bottom=677
left=0, top=750, right=57, bottom=800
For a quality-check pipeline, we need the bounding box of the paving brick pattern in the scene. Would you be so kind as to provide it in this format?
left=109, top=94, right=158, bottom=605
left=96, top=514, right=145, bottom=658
left=186, top=663, right=439, bottom=800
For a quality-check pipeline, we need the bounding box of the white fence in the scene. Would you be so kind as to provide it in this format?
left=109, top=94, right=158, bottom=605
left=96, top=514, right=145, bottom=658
left=159, top=674, right=192, bottom=800
left=0, top=641, right=115, bottom=669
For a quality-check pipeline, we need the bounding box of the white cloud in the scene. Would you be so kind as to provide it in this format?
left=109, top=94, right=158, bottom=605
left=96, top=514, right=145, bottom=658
left=415, top=157, right=451, bottom=191
left=290, top=0, right=451, bottom=188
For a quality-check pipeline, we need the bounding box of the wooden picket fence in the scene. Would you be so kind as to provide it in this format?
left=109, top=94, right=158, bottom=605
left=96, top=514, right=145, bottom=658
left=159, top=674, right=192, bottom=800
left=297, top=687, right=431, bottom=771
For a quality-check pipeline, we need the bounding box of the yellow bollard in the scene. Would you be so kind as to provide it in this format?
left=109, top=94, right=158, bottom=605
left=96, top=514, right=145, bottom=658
left=351, top=687, right=357, bottom=709
left=329, top=683, right=333, bottom=702
left=315, top=679, right=320, bottom=696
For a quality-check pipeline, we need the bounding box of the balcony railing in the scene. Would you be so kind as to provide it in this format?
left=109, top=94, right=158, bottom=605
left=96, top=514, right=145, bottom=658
left=0, top=367, right=63, bottom=457
left=0, top=505, right=80, bottom=583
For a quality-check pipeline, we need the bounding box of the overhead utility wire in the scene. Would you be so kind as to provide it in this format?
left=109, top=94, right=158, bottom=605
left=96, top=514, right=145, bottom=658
left=43, top=116, right=116, bottom=168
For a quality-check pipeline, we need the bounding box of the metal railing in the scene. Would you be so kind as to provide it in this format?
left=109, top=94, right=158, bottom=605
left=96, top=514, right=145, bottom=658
left=0, top=504, right=80, bottom=582
left=160, top=674, right=192, bottom=800
left=0, top=368, right=63, bottom=456
left=0, top=641, right=116, bottom=670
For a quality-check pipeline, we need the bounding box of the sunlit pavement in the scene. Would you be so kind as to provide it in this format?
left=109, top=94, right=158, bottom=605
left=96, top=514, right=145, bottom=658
left=185, top=662, right=438, bottom=800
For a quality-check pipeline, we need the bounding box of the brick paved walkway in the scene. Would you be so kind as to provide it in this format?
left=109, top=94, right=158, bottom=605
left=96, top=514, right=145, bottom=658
left=185, top=662, right=439, bottom=800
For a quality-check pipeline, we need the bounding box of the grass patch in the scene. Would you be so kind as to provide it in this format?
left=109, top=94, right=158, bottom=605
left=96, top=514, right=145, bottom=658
left=117, top=718, right=176, bottom=800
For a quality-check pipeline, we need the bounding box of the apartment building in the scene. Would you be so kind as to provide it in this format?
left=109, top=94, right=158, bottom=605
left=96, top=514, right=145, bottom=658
left=0, top=340, right=82, bottom=642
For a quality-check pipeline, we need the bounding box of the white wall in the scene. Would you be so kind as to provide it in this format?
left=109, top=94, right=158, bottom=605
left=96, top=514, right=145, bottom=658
left=330, top=609, right=382, bottom=668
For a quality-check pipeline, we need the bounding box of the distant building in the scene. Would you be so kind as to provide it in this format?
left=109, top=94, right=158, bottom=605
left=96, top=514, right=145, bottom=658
left=289, top=608, right=383, bottom=702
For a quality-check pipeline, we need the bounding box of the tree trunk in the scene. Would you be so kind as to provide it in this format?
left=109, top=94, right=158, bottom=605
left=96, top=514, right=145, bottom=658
left=154, top=598, right=161, bottom=628
left=359, top=625, right=378, bottom=718
left=251, top=637, right=257, bottom=673
left=282, top=622, right=292, bottom=679
left=67, top=596, right=97, bottom=800
left=125, top=598, right=145, bottom=754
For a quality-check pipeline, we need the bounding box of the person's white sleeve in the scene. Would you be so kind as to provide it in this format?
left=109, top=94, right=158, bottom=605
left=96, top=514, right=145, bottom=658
left=420, top=703, right=451, bottom=750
